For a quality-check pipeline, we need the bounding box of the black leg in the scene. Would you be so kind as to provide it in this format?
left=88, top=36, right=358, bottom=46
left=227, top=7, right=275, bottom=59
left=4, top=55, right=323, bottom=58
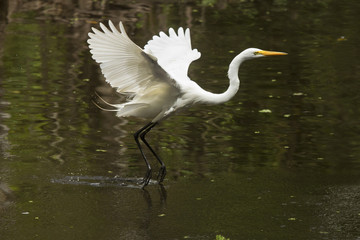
left=139, top=122, right=167, bottom=183
left=134, top=122, right=154, bottom=187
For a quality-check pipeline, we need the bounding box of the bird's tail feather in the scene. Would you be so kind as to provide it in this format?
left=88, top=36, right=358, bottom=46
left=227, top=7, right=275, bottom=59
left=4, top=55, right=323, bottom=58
left=93, top=92, right=149, bottom=118
left=116, top=103, right=148, bottom=117
left=94, top=91, right=120, bottom=108
left=92, top=99, right=119, bottom=111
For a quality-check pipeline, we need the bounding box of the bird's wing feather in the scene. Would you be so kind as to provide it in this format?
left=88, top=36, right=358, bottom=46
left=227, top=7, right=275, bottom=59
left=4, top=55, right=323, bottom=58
left=143, top=27, right=201, bottom=81
left=87, top=21, right=179, bottom=95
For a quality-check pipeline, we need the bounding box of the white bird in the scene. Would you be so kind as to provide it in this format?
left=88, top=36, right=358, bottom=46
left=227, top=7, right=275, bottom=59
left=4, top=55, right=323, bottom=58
left=87, top=21, right=287, bottom=188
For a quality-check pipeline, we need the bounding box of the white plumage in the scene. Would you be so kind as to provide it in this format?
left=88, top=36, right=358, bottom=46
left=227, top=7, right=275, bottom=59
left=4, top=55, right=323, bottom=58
left=144, top=27, right=201, bottom=80
left=87, top=21, right=287, bottom=187
left=88, top=21, right=201, bottom=122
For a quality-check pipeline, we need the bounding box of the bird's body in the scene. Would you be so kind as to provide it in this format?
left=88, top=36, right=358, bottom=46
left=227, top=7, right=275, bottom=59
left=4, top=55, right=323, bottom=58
left=88, top=21, right=287, bottom=188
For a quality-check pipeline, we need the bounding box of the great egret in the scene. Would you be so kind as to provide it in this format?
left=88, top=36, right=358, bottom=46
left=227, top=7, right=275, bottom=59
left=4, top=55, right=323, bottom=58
left=88, top=21, right=287, bottom=188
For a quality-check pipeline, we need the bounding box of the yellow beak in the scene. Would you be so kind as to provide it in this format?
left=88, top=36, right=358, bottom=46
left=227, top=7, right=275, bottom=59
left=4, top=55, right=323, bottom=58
left=258, top=50, right=288, bottom=56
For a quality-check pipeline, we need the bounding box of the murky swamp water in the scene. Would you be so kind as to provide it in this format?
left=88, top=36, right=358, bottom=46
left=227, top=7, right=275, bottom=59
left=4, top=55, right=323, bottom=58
left=0, top=1, right=360, bottom=239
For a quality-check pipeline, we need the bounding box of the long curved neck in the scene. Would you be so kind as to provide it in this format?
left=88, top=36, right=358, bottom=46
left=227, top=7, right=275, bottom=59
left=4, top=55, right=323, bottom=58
left=199, top=53, right=244, bottom=104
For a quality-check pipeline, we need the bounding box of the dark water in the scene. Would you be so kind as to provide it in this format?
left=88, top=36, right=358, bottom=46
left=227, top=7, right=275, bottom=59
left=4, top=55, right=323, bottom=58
left=1, top=1, right=360, bottom=239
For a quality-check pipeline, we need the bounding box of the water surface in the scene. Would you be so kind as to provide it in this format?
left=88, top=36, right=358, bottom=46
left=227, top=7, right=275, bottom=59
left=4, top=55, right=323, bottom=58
left=0, top=1, right=360, bottom=239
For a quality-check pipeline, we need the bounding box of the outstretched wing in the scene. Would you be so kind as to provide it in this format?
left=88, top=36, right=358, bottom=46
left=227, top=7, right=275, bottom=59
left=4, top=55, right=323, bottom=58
left=144, top=27, right=201, bottom=81
left=87, top=21, right=179, bottom=95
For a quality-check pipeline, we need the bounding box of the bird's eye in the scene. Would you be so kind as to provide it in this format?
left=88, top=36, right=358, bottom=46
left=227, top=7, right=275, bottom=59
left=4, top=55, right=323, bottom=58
left=254, top=51, right=261, bottom=55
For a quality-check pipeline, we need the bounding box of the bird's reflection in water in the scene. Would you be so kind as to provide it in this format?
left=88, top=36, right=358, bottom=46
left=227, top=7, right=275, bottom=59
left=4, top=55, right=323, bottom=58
left=141, top=183, right=167, bottom=208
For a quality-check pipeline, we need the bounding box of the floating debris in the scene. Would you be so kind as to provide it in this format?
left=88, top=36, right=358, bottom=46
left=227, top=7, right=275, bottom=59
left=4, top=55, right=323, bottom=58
left=337, top=36, right=347, bottom=41
left=96, top=149, right=107, bottom=152
left=259, top=109, right=272, bottom=113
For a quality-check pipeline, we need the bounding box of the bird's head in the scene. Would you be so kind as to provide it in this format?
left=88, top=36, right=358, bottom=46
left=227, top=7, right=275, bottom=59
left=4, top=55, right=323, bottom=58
left=241, top=48, right=288, bottom=60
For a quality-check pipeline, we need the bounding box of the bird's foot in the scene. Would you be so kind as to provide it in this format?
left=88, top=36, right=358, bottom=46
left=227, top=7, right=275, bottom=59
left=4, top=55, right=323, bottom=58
left=140, top=169, right=152, bottom=188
